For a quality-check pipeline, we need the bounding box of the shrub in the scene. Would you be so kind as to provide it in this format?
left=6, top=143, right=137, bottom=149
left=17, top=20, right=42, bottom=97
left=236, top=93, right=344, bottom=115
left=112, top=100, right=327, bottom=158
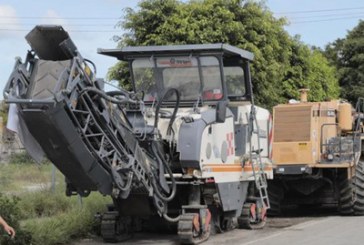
left=9, top=152, right=36, bottom=165
left=0, top=193, right=32, bottom=245
left=0, top=162, right=55, bottom=193
left=17, top=191, right=72, bottom=219
left=22, top=193, right=110, bottom=245
left=0, top=161, right=111, bottom=244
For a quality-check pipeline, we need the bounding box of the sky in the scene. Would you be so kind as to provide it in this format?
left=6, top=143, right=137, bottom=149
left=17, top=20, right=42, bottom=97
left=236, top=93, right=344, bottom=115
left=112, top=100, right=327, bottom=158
left=0, top=0, right=363, bottom=98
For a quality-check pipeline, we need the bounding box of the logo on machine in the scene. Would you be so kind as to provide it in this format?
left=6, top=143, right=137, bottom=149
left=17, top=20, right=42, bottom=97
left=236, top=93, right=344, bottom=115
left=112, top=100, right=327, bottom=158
left=158, top=58, right=192, bottom=67
left=226, top=132, right=234, bottom=156
left=326, top=109, right=336, bottom=117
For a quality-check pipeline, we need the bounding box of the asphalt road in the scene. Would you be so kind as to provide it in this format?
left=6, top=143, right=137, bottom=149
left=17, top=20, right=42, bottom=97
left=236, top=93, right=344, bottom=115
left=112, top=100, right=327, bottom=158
left=76, top=208, right=364, bottom=245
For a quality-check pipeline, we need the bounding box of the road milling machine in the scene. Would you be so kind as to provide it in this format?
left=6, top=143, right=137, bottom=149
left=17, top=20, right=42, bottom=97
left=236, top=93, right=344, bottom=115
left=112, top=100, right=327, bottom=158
left=269, top=89, right=364, bottom=215
left=4, top=25, right=273, bottom=244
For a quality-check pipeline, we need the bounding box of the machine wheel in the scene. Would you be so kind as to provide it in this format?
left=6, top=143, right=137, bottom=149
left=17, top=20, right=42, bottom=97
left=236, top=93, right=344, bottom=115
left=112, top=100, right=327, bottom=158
left=267, top=180, right=284, bottom=216
left=178, top=213, right=211, bottom=244
left=338, top=161, right=364, bottom=215
left=238, top=203, right=267, bottom=230
left=219, top=216, right=235, bottom=231
left=101, top=211, right=132, bottom=242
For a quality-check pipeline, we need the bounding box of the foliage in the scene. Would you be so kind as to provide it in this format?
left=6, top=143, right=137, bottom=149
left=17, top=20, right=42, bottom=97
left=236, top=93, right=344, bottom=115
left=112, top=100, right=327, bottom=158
left=0, top=163, right=111, bottom=245
left=22, top=192, right=110, bottom=245
left=9, top=152, right=37, bottom=165
left=285, top=38, right=339, bottom=101
left=108, top=0, right=339, bottom=108
left=324, top=20, right=364, bottom=103
left=0, top=101, right=9, bottom=126
left=17, top=191, right=72, bottom=219
left=0, top=193, right=32, bottom=245
left=108, top=62, right=132, bottom=90
left=0, top=161, right=54, bottom=193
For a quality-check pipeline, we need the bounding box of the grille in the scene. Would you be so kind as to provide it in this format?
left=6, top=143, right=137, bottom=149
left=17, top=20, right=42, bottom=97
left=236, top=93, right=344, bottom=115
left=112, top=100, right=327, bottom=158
left=273, top=105, right=311, bottom=142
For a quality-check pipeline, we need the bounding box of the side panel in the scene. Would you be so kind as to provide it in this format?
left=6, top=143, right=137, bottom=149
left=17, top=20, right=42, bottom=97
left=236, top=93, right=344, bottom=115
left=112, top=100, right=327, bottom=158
left=230, top=104, right=271, bottom=162
left=273, top=141, right=314, bottom=164
left=178, top=109, right=235, bottom=169
left=273, top=104, right=315, bottom=165
left=199, top=116, right=236, bottom=165
left=199, top=114, right=238, bottom=183
left=272, top=102, right=339, bottom=166
left=234, top=124, right=248, bottom=156
left=20, top=104, right=113, bottom=195
left=178, top=119, right=207, bottom=168
left=216, top=181, right=249, bottom=216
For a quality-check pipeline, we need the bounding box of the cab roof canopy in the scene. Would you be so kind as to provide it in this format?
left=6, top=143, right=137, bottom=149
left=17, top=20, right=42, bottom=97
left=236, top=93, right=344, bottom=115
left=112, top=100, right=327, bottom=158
left=97, top=43, right=254, bottom=61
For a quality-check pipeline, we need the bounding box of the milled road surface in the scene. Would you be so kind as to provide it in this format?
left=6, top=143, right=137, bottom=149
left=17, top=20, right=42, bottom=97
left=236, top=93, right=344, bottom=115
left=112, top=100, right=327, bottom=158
left=76, top=208, right=364, bottom=245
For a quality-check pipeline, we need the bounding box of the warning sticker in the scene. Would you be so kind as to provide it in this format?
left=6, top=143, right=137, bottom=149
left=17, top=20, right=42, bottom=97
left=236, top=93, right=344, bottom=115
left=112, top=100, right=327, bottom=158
left=298, top=142, right=308, bottom=150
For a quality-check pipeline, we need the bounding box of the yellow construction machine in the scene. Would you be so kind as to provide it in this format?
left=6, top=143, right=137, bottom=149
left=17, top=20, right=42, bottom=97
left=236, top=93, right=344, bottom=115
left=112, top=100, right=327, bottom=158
left=269, top=89, right=364, bottom=215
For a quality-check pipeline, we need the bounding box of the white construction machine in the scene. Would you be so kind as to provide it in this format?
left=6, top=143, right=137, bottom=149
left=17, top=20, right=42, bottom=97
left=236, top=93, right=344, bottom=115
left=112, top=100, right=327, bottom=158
left=4, top=25, right=273, bottom=244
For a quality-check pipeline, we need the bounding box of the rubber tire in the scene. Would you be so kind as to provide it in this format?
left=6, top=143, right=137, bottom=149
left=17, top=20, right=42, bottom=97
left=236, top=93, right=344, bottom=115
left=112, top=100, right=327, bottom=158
left=338, top=161, right=364, bottom=215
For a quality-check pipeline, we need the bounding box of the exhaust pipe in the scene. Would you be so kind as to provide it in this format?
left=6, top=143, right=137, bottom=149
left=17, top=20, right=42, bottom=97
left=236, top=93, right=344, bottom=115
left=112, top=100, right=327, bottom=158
left=299, top=88, right=309, bottom=103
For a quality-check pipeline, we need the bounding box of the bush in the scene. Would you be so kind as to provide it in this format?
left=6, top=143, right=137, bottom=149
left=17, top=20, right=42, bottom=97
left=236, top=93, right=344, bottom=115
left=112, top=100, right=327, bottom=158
left=22, top=193, right=110, bottom=245
left=9, top=152, right=36, bottom=165
left=24, top=208, right=94, bottom=245
left=17, top=191, right=72, bottom=219
left=0, top=193, right=32, bottom=245
left=0, top=161, right=111, bottom=244
left=0, top=161, right=54, bottom=193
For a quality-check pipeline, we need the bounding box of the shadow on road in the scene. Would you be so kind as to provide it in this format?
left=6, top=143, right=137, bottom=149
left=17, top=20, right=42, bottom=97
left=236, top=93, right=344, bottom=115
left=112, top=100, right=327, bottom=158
left=279, top=204, right=339, bottom=217
left=267, top=205, right=339, bottom=229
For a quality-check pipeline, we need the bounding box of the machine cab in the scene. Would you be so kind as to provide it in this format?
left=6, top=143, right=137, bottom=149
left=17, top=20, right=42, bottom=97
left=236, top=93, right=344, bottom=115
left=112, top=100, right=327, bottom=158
left=98, top=43, right=254, bottom=106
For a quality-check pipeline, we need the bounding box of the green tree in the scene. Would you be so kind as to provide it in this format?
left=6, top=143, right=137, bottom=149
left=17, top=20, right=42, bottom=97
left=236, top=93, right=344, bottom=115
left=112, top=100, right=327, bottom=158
left=325, top=20, right=364, bottom=103
left=109, top=0, right=339, bottom=108
left=285, top=38, right=339, bottom=101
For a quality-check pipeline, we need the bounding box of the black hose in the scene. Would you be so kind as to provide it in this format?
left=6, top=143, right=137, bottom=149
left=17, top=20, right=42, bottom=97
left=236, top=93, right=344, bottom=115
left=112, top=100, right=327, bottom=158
left=167, top=90, right=180, bottom=136
left=80, top=87, right=138, bottom=105
left=151, top=143, right=176, bottom=201
left=153, top=144, right=180, bottom=223
left=84, top=59, right=97, bottom=74
left=150, top=141, right=177, bottom=202
left=154, top=88, right=180, bottom=135
left=149, top=88, right=180, bottom=204
left=106, top=90, right=130, bottom=98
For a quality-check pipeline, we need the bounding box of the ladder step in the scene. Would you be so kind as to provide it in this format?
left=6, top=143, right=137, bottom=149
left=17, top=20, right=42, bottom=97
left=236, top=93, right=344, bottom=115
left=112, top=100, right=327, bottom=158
left=248, top=104, right=271, bottom=209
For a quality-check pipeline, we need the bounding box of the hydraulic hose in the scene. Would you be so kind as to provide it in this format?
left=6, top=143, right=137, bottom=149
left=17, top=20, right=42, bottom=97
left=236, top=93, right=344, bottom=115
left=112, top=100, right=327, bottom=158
left=154, top=88, right=180, bottom=136
left=166, top=89, right=180, bottom=136
left=163, top=213, right=181, bottom=223
left=106, top=90, right=130, bottom=98
left=84, top=59, right=97, bottom=74
left=80, top=87, right=138, bottom=105
left=151, top=141, right=177, bottom=202
left=112, top=170, right=134, bottom=192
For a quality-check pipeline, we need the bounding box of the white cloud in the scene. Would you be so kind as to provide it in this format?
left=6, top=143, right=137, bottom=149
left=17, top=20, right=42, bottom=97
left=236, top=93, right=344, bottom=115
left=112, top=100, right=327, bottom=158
left=40, top=9, right=68, bottom=26
left=0, top=5, right=22, bottom=37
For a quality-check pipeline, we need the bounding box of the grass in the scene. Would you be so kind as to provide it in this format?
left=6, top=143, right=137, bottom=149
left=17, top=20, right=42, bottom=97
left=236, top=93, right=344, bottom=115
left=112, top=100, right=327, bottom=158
left=0, top=153, right=112, bottom=245
left=22, top=193, right=110, bottom=245
left=0, top=153, right=54, bottom=193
